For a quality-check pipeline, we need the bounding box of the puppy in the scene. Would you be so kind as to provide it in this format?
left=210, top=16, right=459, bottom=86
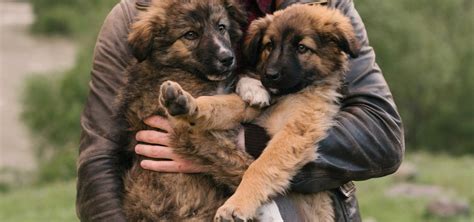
left=115, top=0, right=254, bottom=221
left=159, top=4, right=360, bottom=222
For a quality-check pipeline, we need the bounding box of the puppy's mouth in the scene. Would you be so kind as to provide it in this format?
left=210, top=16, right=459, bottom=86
left=206, top=71, right=232, bottom=81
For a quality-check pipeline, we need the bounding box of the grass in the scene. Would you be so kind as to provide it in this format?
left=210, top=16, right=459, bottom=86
left=357, top=152, right=474, bottom=222
left=0, top=153, right=472, bottom=221
left=0, top=180, right=78, bottom=222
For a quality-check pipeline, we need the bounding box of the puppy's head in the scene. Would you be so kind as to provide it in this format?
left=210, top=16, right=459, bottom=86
left=128, top=0, right=246, bottom=81
left=243, top=4, right=359, bottom=95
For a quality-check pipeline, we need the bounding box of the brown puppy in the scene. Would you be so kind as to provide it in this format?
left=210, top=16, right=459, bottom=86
left=160, top=4, right=359, bottom=221
left=115, top=0, right=254, bottom=221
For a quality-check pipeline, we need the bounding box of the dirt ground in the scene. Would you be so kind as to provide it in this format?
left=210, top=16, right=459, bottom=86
left=0, top=1, right=76, bottom=173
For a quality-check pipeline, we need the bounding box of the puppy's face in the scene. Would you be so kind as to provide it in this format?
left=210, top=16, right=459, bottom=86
left=129, top=0, right=246, bottom=81
left=243, top=4, right=359, bottom=95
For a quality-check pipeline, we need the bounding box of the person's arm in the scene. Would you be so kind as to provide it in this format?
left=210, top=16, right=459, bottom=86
left=76, top=0, right=137, bottom=221
left=245, top=0, right=404, bottom=193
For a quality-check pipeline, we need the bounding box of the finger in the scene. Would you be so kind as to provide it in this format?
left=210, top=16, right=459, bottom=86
left=135, top=144, right=176, bottom=159
left=140, top=159, right=205, bottom=173
left=144, top=115, right=173, bottom=133
left=136, top=130, right=170, bottom=146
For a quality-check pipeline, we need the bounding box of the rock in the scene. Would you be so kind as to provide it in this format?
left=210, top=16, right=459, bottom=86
left=363, top=217, right=377, bottom=222
left=392, top=161, right=418, bottom=182
left=385, top=183, right=444, bottom=198
left=426, top=196, right=470, bottom=218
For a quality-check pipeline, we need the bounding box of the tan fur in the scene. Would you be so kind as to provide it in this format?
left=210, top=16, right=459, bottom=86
left=160, top=4, right=359, bottom=222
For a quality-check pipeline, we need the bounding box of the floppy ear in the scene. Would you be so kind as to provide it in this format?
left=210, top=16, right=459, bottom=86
left=242, top=15, right=273, bottom=66
left=223, top=0, right=248, bottom=29
left=128, top=11, right=163, bottom=62
left=330, top=20, right=360, bottom=58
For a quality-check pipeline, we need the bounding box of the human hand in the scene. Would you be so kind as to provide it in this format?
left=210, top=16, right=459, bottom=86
left=135, top=115, right=206, bottom=173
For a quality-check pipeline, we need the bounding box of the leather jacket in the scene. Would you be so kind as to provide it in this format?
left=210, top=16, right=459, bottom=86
left=76, top=0, right=404, bottom=221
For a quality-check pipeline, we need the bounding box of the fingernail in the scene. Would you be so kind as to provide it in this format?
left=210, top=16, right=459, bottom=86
left=140, top=160, right=148, bottom=168
left=135, top=132, right=142, bottom=141
left=135, top=144, right=143, bottom=154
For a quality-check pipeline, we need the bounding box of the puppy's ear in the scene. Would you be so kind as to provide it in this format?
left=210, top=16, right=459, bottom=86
left=223, top=0, right=248, bottom=29
left=328, top=19, right=360, bottom=58
left=242, top=15, right=273, bottom=66
left=128, top=11, right=164, bottom=62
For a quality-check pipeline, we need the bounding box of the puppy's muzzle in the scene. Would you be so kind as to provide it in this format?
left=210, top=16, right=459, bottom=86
left=217, top=50, right=235, bottom=68
left=265, top=69, right=281, bottom=81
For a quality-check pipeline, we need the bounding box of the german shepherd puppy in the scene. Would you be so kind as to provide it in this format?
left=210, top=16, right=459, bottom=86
left=116, top=0, right=253, bottom=221
left=159, top=4, right=360, bottom=222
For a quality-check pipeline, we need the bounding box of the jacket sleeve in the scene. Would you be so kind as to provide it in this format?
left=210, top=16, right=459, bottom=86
left=289, top=0, right=405, bottom=193
left=76, top=0, right=137, bottom=221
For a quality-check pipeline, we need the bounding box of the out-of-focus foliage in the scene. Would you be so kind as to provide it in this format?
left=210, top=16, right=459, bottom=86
left=30, top=0, right=118, bottom=36
left=23, top=0, right=117, bottom=183
left=357, top=0, right=474, bottom=154
left=23, top=0, right=473, bottom=183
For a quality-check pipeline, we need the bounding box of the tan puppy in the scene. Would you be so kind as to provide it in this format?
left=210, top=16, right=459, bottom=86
left=160, top=4, right=359, bottom=222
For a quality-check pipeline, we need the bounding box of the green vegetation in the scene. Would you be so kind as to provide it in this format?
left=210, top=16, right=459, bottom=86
left=0, top=180, right=78, bottom=222
left=1, top=153, right=471, bottom=221
left=357, top=152, right=474, bottom=222
left=23, top=0, right=117, bottom=183
left=357, top=0, right=474, bottom=154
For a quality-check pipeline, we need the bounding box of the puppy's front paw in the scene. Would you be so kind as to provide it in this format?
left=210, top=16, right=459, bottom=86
left=214, top=202, right=255, bottom=222
left=236, top=77, right=270, bottom=108
left=159, top=81, right=196, bottom=116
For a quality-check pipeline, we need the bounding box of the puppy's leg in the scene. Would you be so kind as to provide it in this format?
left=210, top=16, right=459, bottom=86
left=159, top=80, right=197, bottom=117
left=236, top=76, right=270, bottom=108
left=171, top=126, right=254, bottom=190
left=215, top=105, right=336, bottom=221
left=214, top=129, right=318, bottom=221
left=160, top=80, right=260, bottom=130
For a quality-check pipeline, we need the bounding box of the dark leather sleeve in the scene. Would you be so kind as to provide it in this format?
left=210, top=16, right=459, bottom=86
left=76, top=0, right=137, bottom=221
left=287, top=0, right=405, bottom=193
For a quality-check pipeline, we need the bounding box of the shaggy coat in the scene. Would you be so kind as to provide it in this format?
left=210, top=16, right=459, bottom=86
left=116, top=0, right=253, bottom=221
left=160, top=4, right=360, bottom=222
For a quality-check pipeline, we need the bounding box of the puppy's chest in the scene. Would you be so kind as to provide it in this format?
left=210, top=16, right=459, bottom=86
left=254, top=90, right=336, bottom=137
left=255, top=95, right=304, bottom=136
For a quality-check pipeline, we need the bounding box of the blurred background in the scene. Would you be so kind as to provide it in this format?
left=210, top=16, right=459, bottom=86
left=0, top=0, right=472, bottom=221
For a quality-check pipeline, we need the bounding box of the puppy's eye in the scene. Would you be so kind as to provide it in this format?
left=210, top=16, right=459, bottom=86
left=263, top=42, right=273, bottom=52
left=297, top=44, right=309, bottom=54
left=218, top=24, right=226, bottom=34
left=184, top=31, right=199, bottom=40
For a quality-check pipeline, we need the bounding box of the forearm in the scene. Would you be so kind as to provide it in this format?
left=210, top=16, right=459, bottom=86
left=77, top=131, right=127, bottom=221
left=76, top=0, right=138, bottom=220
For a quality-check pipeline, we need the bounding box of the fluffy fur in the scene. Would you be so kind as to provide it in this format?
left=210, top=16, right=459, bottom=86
left=159, top=4, right=360, bottom=222
left=116, top=0, right=254, bottom=221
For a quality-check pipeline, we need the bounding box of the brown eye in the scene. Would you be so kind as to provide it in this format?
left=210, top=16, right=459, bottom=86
left=218, top=24, right=226, bottom=34
left=297, top=44, right=309, bottom=54
left=264, top=42, right=273, bottom=51
left=184, top=31, right=199, bottom=40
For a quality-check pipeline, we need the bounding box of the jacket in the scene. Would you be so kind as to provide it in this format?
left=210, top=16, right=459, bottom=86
left=76, top=0, right=404, bottom=221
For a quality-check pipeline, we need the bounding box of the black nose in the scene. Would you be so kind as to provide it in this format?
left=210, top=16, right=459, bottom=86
left=217, top=48, right=234, bottom=67
left=265, top=69, right=281, bottom=81
left=219, top=55, right=234, bottom=67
